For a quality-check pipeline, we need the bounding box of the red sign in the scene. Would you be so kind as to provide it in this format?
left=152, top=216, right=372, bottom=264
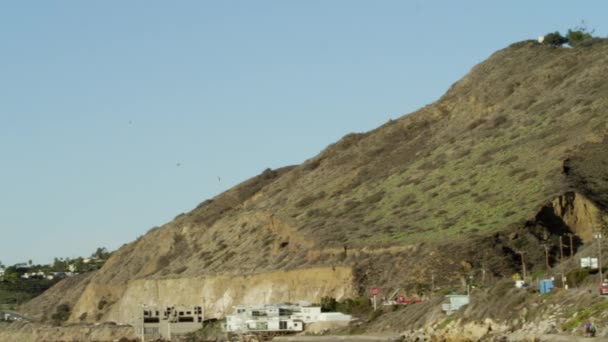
left=370, top=287, right=380, bottom=296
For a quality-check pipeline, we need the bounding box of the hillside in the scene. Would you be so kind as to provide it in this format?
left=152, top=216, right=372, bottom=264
left=21, top=39, right=608, bottom=327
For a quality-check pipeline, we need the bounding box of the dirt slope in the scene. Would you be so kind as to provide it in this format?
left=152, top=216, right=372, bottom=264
left=23, top=39, right=608, bottom=325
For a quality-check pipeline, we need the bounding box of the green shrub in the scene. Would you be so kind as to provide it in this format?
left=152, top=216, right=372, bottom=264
left=561, top=301, right=608, bottom=331
left=542, top=32, right=567, bottom=46
left=567, top=29, right=593, bottom=47
left=566, top=268, right=591, bottom=287
left=97, top=298, right=108, bottom=310
left=336, top=297, right=373, bottom=316
left=51, top=303, right=71, bottom=323
left=320, top=296, right=337, bottom=312
left=437, top=315, right=455, bottom=330
left=369, top=308, right=384, bottom=321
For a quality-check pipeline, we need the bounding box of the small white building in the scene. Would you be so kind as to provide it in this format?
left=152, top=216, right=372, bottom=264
left=441, top=295, right=470, bottom=315
left=225, top=304, right=303, bottom=333
left=224, top=304, right=351, bottom=334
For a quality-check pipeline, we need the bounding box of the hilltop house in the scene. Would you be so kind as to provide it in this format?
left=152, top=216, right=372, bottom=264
left=20, top=271, right=46, bottom=279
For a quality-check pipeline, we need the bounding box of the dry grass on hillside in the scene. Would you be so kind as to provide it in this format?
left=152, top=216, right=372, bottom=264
left=102, top=40, right=608, bottom=281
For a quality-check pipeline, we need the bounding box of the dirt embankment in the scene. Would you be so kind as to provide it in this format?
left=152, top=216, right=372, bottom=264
left=18, top=272, right=95, bottom=322
left=0, top=321, right=135, bottom=342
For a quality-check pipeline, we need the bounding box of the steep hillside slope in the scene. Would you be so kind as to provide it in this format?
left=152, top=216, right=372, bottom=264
left=23, top=40, right=608, bottom=326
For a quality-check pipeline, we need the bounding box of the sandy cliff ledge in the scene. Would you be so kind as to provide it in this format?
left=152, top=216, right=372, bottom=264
left=71, top=266, right=355, bottom=325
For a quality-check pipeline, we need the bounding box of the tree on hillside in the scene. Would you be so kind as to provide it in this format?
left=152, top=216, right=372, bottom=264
left=51, top=303, right=71, bottom=323
left=567, top=30, right=594, bottom=47
left=542, top=31, right=568, bottom=46
left=52, top=258, right=68, bottom=272
left=320, top=296, right=337, bottom=312
left=92, top=247, right=111, bottom=260
left=566, top=20, right=595, bottom=47
left=2, top=266, right=20, bottom=283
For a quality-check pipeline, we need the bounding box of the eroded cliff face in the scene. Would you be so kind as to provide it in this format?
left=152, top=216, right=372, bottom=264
left=549, top=192, right=603, bottom=242
left=71, top=267, right=355, bottom=325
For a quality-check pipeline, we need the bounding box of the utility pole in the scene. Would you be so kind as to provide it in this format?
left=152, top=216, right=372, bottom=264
left=595, top=232, right=604, bottom=282
left=518, top=251, right=527, bottom=282
left=140, top=304, right=145, bottom=342
left=567, top=233, right=574, bottom=258
left=543, top=245, right=550, bottom=272
left=559, top=236, right=564, bottom=261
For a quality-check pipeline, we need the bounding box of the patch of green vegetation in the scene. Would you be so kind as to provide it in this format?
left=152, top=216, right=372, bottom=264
left=336, top=297, right=373, bottom=317
left=51, top=303, right=71, bottom=324
left=0, top=303, right=16, bottom=311
left=320, top=296, right=337, bottom=312
left=355, top=137, right=552, bottom=246
left=0, top=278, right=59, bottom=305
left=530, top=270, right=546, bottom=281
left=566, top=268, right=592, bottom=287
left=97, top=298, right=109, bottom=311
left=437, top=314, right=455, bottom=330
left=185, top=319, right=224, bottom=341
left=561, top=301, right=608, bottom=331
left=567, top=28, right=594, bottom=47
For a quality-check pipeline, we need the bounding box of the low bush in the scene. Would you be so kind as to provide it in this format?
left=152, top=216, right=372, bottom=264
left=567, top=28, right=593, bottom=47
left=51, top=303, right=71, bottom=323
left=336, top=297, right=373, bottom=316
left=542, top=32, right=567, bottom=46
left=566, top=268, right=592, bottom=287
left=97, top=298, right=108, bottom=310
left=320, top=296, right=337, bottom=312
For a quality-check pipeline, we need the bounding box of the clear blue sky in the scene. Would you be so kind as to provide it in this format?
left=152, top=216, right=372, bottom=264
left=1, top=1, right=606, bottom=266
